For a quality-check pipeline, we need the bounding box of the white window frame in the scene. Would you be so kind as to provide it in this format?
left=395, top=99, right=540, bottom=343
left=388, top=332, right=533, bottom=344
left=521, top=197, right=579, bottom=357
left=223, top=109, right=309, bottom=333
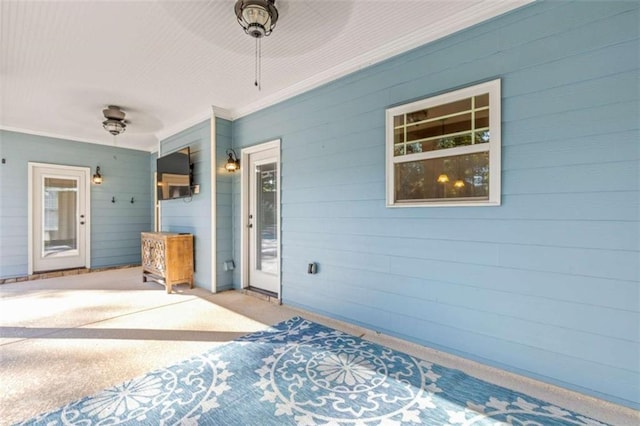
left=385, top=79, right=501, bottom=207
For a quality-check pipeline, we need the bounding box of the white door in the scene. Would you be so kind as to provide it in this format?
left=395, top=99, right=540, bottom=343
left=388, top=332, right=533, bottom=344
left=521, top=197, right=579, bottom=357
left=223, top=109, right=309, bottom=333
left=30, top=163, right=90, bottom=273
left=243, top=142, right=280, bottom=295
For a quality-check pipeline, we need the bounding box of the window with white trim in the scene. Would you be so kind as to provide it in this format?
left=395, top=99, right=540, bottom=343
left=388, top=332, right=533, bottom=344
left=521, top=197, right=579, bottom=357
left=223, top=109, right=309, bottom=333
left=386, top=79, right=501, bottom=207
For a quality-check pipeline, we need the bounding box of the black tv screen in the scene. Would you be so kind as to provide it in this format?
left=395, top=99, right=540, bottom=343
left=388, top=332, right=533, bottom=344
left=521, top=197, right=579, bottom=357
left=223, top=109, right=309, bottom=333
left=157, top=147, right=192, bottom=200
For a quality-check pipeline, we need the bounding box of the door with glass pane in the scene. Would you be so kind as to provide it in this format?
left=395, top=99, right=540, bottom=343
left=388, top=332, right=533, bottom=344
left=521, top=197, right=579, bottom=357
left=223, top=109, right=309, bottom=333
left=31, top=164, right=89, bottom=273
left=246, top=146, right=280, bottom=294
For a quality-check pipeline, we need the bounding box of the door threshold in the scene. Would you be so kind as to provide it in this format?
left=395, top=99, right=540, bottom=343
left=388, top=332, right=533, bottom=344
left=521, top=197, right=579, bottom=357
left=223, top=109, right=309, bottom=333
left=244, top=286, right=280, bottom=305
left=34, top=266, right=87, bottom=275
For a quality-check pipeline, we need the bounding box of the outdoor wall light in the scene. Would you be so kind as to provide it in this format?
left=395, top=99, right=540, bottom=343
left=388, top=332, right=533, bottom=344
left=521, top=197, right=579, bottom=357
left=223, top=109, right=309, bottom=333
left=226, top=149, right=240, bottom=172
left=92, top=166, right=103, bottom=184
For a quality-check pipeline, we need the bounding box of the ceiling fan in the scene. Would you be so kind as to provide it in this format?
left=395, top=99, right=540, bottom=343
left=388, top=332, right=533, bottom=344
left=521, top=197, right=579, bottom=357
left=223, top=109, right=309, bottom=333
left=102, top=105, right=127, bottom=136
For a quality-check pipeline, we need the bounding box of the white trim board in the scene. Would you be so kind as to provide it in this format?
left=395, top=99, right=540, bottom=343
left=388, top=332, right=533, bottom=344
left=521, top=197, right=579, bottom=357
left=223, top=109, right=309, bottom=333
left=210, top=110, right=217, bottom=293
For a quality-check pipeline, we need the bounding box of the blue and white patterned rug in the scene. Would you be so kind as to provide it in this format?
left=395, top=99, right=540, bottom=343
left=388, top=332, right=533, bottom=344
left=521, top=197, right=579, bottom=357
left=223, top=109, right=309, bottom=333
left=18, top=316, right=608, bottom=425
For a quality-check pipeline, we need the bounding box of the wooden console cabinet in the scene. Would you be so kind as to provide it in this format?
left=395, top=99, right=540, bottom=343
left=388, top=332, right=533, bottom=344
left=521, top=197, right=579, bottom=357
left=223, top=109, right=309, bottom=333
left=141, top=232, right=193, bottom=293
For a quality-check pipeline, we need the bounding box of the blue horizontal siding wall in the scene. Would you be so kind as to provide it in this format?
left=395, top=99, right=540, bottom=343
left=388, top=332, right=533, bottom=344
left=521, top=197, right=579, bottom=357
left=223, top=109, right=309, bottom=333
left=215, top=118, right=234, bottom=291
left=159, top=120, right=213, bottom=290
left=150, top=151, right=158, bottom=230
left=231, top=1, right=639, bottom=409
left=0, top=130, right=152, bottom=277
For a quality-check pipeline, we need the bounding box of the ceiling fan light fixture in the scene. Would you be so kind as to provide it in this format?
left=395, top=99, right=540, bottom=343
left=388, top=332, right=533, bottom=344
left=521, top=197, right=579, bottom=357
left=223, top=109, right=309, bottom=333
left=235, top=0, right=278, bottom=38
left=102, top=105, right=127, bottom=136
left=102, top=118, right=126, bottom=136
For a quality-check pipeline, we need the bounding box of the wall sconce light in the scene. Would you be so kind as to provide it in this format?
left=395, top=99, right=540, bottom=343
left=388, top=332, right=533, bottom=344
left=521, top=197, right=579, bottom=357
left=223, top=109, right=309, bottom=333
left=436, top=173, right=449, bottom=184
left=225, top=149, right=240, bottom=172
left=93, top=166, right=103, bottom=184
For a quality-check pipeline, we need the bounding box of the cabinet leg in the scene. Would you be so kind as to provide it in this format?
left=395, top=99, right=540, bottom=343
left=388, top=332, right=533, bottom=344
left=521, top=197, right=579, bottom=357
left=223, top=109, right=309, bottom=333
left=166, top=284, right=172, bottom=294
left=142, top=275, right=147, bottom=282
left=189, top=277, right=194, bottom=289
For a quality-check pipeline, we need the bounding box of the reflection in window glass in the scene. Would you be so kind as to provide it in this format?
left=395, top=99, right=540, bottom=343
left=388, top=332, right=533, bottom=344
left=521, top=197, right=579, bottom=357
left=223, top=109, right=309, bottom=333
left=394, top=152, right=490, bottom=202
left=406, top=98, right=471, bottom=123
left=256, top=162, right=277, bottom=275
left=43, top=178, right=78, bottom=254
left=394, top=93, right=490, bottom=157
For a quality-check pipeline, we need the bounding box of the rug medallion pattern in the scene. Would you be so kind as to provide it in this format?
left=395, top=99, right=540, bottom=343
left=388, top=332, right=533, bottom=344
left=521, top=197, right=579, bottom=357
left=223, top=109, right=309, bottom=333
left=18, top=317, right=609, bottom=425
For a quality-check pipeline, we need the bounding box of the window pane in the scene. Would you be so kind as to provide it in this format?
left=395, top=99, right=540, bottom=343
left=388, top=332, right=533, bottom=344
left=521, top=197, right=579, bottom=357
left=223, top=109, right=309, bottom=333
left=433, top=134, right=473, bottom=150
left=394, top=152, right=490, bottom=202
left=405, top=132, right=474, bottom=154
left=475, top=130, right=490, bottom=144
left=475, top=94, right=489, bottom=108
left=43, top=177, right=78, bottom=255
left=256, top=162, right=277, bottom=275
left=393, top=115, right=404, bottom=127
left=407, top=113, right=472, bottom=142
left=406, top=98, right=471, bottom=123
left=475, top=108, right=489, bottom=129
left=393, top=127, right=404, bottom=144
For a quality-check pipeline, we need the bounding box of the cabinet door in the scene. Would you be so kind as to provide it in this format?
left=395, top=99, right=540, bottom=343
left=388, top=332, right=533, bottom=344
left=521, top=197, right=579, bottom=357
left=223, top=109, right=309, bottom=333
left=142, top=236, right=165, bottom=274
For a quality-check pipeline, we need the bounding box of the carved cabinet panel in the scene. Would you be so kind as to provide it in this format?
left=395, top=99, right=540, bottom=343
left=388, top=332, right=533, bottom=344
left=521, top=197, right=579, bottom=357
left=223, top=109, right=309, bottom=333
left=141, top=232, right=193, bottom=293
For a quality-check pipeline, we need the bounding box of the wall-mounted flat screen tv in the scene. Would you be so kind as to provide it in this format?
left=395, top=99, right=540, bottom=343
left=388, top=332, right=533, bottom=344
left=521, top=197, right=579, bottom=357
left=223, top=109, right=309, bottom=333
left=157, top=147, right=192, bottom=201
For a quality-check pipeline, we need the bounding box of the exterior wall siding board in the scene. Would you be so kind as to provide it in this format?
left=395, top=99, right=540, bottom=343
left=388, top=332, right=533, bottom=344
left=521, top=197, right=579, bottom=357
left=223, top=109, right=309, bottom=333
left=283, top=216, right=636, bottom=251
left=503, top=131, right=638, bottom=171
left=504, top=160, right=637, bottom=194
left=231, top=1, right=640, bottom=408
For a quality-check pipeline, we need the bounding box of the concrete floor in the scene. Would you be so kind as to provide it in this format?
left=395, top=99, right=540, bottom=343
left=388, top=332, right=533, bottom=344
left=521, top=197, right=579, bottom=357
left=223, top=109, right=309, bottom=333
left=0, top=267, right=636, bottom=425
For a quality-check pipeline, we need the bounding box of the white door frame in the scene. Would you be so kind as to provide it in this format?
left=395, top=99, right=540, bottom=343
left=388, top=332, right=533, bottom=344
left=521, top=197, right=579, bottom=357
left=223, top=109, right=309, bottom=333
left=28, top=162, right=91, bottom=275
left=240, top=139, right=281, bottom=298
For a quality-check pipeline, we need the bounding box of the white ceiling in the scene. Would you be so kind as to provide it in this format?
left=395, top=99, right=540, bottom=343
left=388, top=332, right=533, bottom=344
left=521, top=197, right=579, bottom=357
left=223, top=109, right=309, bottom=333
left=0, top=0, right=531, bottom=152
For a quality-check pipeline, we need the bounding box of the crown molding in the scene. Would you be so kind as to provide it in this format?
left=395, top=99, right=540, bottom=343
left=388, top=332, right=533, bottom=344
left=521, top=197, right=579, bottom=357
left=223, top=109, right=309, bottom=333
left=154, top=111, right=211, bottom=143
left=0, top=125, right=99, bottom=145
left=0, top=125, right=155, bottom=152
left=154, top=106, right=233, bottom=143
left=211, top=105, right=234, bottom=122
